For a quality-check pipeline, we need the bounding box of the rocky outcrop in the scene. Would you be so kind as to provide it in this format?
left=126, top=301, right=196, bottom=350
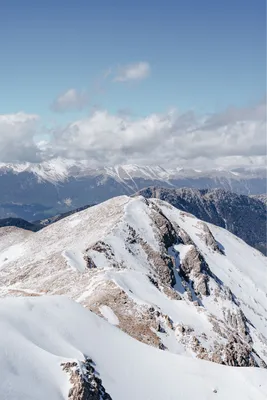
left=137, top=187, right=267, bottom=255
left=225, top=309, right=251, bottom=342
left=85, top=281, right=161, bottom=348
left=126, top=209, right=178, bottom=288
left=179, top=246, right=210, bottom=296
left=197, top=222, right=224, bottom=254
left=62, top=358, right=112, bottom=400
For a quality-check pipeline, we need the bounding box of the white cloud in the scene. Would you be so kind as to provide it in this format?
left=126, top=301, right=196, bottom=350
left=51, top=89, right=89, bottom=112
left=46, top=101, right=266, bottom=169
left=0, top=102, right=265, bottom=170
left=0, top=112, right=41, bottom=162
left=114, top=62, right=151, bottom=82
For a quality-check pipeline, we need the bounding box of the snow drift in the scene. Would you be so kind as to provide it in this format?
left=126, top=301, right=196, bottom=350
left=1, top=295, right=266, bottom=400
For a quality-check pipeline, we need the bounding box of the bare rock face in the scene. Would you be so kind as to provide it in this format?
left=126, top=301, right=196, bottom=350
left=223, top=338, right=257, bottom=367
left=141, top=240, right=176, bottom=287
left=175, top=320, right=266, bottom=367
left=62, top=358, right=112, bottom=400
left=179, top=246, right=210, bottom=296
left=150, top=204, right=177, bottom=249
left=85, top=281, right=161, bottom=348
left=137, top=187, right=267, bottom=255
left=177, top=228, right=194, bottom=246
left=225, top=309, right=252, bottom=342
left=125, top=205, right=178, bottom=288
left=197, top=222, right=224, bottom=254
left=91, top=241, right=115, bottom=259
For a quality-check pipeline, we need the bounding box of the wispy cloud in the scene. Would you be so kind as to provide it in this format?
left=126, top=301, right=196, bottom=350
left=113, top=62, right=151, bottom=82
left=51, top=89, right=89, bottom=113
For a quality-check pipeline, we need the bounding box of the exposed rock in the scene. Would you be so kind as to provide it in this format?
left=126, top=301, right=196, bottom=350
left=180, top=247, right=210, bottom=296
left=84, top=255, right=97, bottom=269
left=150, top=203, right=177, bottom=248
left=162, top=285, right=182, bottom=300
left=177, top=228, right=194, bottom=246
left=137, top=187, right=267, bottom=255
left=197, top=222, right=224, bottom=254
left=141, top=239, right=176, bottom=287
left=62, top=358, right=112, bottom=400
left=223, top=337, right=257, bottom=367
left=90, top=241, right=115, bottom=258
left=84, top=281, right=160, bottom=348
left=225, top=309, right=252, bottom=342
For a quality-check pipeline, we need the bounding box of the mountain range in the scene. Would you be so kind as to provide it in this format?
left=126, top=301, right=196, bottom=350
left=0, top=158, right=266, bottom=220
left=0, top=195, right=267, bottom=398
left=0, top=158, right=267, bottom=399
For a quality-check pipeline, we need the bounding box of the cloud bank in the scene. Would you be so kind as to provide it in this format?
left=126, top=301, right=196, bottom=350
left=0, top=112, right=41, bottom=162
left=0, top=101, right=266, bottom=170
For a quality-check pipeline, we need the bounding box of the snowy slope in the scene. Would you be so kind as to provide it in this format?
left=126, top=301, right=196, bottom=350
left=137, top=186, right=267, bottom=255
left=1, top=295, right=267, bottom=400
left=0, top=195, right=266, bottom=368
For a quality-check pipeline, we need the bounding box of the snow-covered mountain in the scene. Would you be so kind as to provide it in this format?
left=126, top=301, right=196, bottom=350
left=2, top=295, right=267, bottom=400
left=0, top=158, right=265, bottom=184
left=3, top=187, right=265, bottom=257
left=252, top=193, right=267, bottom=205
left=137, top=187, right=267, bottom=255
left=0, top=158, right=266, bottom=219
left=0, top=196, right=266, bottom=371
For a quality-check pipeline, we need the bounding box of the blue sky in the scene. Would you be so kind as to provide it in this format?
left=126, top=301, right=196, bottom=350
left=0, top=0, right=265, bottom=122
left=0, top=0, right=265, bottom=168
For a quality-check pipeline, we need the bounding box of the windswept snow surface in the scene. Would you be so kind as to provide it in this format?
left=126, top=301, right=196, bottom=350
left=0, top=226, right=32, bottom=253
left=0, top=195, right=266, bottom=367
left=1, top=295, right=267, bottom=400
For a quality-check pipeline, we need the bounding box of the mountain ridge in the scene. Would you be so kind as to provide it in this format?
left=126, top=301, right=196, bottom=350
left=136, top=187, right=267, bottom=255
left=0, top=195, right=266, bottom=369
left=0, top=158, right=265, bottom=183
left=2, top=187, right=265, bottom=256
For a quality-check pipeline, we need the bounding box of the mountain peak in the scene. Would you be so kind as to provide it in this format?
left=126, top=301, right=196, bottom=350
left=0, top=195, right=266, bottom=368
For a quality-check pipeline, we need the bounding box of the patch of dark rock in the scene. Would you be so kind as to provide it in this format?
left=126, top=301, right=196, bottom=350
left=84, top=256, right=97, bottom=269
left=157, top=323, right=166, bottom=333
left=62, top=357, right=112, bottom=400
left=148, top=275, right=160, bottom=289
left=159, top=342, right=167, bottom=350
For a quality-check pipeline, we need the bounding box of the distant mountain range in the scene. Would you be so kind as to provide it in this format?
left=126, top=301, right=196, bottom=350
left=0, top=217, right=39, bottom=232
left=0, top=158, right=266, bottom=220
